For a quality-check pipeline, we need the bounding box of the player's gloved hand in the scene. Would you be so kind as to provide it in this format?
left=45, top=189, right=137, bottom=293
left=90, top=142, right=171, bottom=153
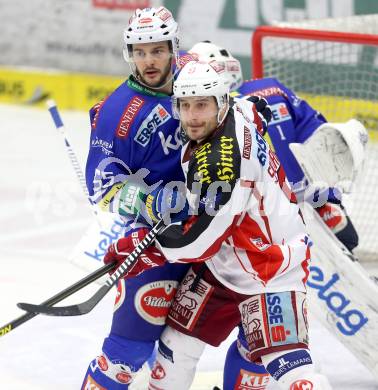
left=119, top=181, right=189, bottom=226
left=247, top=95, right=272, bottom=136
left=150, top=185, right=189, bottom=224
left=315, top=202, right=348, bottom=234
left=104, top=228, right=165, bottom=279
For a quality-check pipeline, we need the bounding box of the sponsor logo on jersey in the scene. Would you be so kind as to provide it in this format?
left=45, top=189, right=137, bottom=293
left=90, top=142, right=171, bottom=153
left=116, top=371, right=133, bottom=384
left=82, top=374, right=106, bottom=390
left=235, top=369, right=270, bottom=390
left=266, top=292, right=298, bottom=346
left=159, top=126, right=181, bottom=155
left=243, top=126, right=252, bottom=159
left=114, top=279, right=126, bottom=312
left=240, top=297, right=266, bottom=351
left=134, top=104, right=171, bottom=146
left=307, top=265, right=368, bottom=335
left=217, top=135, right=235, bottom=182
left=91, top=136, right=114, bottom=155
left=290, top=379, right=314, bottom=390
left=151, top=361, right=166, bottom=380
left=269, top=103, right=291, bottom=125
left=84, top=219, right=126, bottom=262
left=246, top=87, right=288, bottom=100
left=267, top=149, right=281, bottom=183
left=97, top=355, right=108, bottom=371
left=168, top=270, right=214, bottom=331
left=250, top=237, right=270, bottom=251
left=117, top=96, right=145, bottom=138
left=266, top=350, right=312, bottom=381
left=135, top=280, right=178, bottom=325
left=254, top=130, right=268, bottom=166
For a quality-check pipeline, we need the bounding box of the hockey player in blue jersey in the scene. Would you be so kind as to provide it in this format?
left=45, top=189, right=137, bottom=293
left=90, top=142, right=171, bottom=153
left=81, top=7, right=191, bottom=389
left=189, top=41, right=363, bottom=390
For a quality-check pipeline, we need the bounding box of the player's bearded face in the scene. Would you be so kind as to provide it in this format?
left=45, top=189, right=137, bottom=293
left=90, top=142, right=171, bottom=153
left=179, top=97, right=220, bottom=143
left=132, top=41, right=173, bottom=88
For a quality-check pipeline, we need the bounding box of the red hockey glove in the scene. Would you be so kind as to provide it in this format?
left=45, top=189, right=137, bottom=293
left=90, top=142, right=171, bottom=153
left=104, top=228, right=166, bottom=279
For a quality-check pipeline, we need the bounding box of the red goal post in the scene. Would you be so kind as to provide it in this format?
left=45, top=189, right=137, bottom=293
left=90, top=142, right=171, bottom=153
left=250, top=19, right=378, bottom=263
left=252, top=25, right=378, bottom=79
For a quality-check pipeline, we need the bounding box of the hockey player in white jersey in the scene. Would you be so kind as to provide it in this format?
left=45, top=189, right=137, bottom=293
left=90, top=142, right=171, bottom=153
left=104, top=61, right=333, bottom=389
left=189, top=41, right=363, bottom=390
left=187, top=42, right=370, bottom=388
left=189, top=41, right=364, bottom=253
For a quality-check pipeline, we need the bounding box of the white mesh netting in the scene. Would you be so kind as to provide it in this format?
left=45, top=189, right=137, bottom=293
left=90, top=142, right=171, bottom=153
left=253, top=15, right=378, bottom=262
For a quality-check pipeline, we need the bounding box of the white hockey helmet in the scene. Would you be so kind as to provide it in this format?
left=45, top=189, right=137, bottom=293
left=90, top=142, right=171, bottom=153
left=123, top=7, right=179, bottom=74
left=173, top=60, right=230, bottom=125
left=189, top=41, right=243, bottom=91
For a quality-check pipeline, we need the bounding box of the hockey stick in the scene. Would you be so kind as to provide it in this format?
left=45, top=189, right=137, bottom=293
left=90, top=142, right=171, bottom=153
left=0, top=262, right=115, bottom=338
left=47, top=99, right=99, bottom=218
left=17, top=218, right=167, bottom=316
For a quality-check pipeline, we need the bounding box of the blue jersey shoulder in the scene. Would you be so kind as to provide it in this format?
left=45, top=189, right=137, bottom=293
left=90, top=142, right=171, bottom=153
left=86, top=78, right=183, bottom=191
left=234, top=77, right=327, bottom=184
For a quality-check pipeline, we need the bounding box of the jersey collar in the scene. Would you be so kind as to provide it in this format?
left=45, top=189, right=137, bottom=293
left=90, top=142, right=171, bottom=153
left=127, top=75, right=171, bottom=97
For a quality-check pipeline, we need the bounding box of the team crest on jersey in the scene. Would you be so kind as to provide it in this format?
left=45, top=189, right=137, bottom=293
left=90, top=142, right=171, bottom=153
left=168, top=269, right=214, bottom=331
left=134, top=104, right=171, bottom=146
left=135, top=280, right=178, bottom=325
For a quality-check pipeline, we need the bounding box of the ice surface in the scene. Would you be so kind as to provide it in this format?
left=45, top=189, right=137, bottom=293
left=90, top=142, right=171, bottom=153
left=0, top=104, right=377, bottom=389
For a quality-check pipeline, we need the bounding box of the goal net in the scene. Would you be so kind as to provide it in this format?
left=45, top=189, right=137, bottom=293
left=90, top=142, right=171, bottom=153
left=251, top=14, right=378, bottom=262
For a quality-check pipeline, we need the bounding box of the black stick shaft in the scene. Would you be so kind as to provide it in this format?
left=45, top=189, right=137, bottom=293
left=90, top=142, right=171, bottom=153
left=0, top=262, right=115, bottom=337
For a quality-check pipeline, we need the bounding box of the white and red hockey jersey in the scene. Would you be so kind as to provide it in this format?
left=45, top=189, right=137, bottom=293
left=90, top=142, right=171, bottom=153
left=156, top=98, right=311, bottom=295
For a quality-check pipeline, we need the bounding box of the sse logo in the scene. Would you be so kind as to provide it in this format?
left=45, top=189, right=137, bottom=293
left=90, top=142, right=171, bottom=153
left=266, top=293, right=297, bottom=346
left=134, top=104, right=171, bottom=146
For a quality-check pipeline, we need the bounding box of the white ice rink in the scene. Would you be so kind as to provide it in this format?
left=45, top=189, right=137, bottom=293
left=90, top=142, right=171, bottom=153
left=0, top=103, right=377, bottom=389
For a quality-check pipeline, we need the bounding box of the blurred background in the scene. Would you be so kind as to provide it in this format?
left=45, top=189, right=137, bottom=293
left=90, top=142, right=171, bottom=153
left=1, top=0, right=378, bottom=110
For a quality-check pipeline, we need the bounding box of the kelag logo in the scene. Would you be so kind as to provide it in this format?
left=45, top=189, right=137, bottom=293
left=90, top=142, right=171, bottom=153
left=84, top=219, right=125, bottom=261
left=307, top=265, right=368, bottom=335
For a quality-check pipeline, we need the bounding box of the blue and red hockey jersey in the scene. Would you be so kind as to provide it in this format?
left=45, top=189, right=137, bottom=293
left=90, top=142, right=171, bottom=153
left=234, top=77, right=327, bottom=186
